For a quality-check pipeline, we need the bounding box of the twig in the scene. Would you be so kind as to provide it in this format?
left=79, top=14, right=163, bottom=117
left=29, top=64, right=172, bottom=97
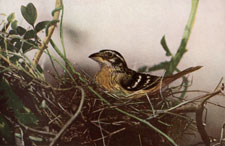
left=0, top=54, right=50, bottom=86
left=138, top=134, right=143, bottom=146
left=219, top=123, right=225, bottom=145
left=162, top=90, right=221, bottom=114
left=159, top=70, right=166, bottom=99
left=168, top=89, right=210, bottom=96
left=98, top=110, right=106, bottom=146
left=84, top=128, right=126, bottom=144
left=17, top=120, right=56, bottom=136
left=196, top=82, right=224, bottom=146
left=207, top=101, right=225, bottom=109
left=58, top=103, right=72, bottom=117
left=48, top=115, right=62, bottom=125
left=49, top=86, right=85, bottom=146
left=33, top=0, right=62, bottom=67
left=88, top=86, right=178, bottom=146
left=145, top=93, right=156, bottom=115
left=17, top=126, right=25, bottom=146
left=196, top=104, right=210, bottom=146
left=91, top=121, right=110, bottom=134
left=169, top=103, right=199, bottom=113
left=214, top=77, right=223, bottom=91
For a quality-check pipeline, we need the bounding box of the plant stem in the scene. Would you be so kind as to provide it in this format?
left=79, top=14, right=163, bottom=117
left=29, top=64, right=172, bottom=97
left=33, top=0, right=62, bottom=67
left=167, top=0, right=199, bottom=75
left=59, top=0, right=66, bottom=59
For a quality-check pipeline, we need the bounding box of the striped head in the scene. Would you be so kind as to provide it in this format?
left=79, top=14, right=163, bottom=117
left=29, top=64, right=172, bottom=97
left=89, top=49, right=128, bottom=71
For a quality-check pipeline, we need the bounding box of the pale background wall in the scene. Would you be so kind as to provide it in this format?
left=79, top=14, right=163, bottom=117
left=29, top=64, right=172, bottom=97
left=1, top=0, right=225, bottom=145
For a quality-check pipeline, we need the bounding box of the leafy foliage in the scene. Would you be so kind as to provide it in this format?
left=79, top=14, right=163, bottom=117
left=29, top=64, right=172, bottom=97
left=161, top=35, right=172, bottom=57
left=138, top=1, right=197, bottom=76
left=35, top=21, right=50, bottom=33
left=0, top=3, right=58, bottom=56
left=0, top=3, right=54, bottom=144
left=7, top=13, right=15, bottom=23
left=0, top=115, right=14, bottom=143
left=138, top=1, right=198, bottom=99
left=21, top=3, right=37, bottom=26
left=0, top=78, right=38, bottom=125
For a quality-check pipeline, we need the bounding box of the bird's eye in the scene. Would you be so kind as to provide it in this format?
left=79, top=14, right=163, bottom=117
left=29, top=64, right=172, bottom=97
left=107, top=52, right=113, bottom=57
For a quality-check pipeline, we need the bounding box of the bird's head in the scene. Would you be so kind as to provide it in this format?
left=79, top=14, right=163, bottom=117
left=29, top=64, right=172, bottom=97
left=89, top=49, right=128, bottom=70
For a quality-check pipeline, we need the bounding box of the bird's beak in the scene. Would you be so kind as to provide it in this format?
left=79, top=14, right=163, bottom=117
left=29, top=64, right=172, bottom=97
left=89, top=52, right=99, bottom=59
left=89, top=52, right=103, bottom=62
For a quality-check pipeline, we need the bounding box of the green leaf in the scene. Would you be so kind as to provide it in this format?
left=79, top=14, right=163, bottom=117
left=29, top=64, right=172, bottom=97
left=0, top=78, right=38, bottom=125
left=161, top=35, right=172, bottom=56
left=24, top=30, right=36, bottom=39
left=6, top=42, right=17, bottom=52
left=7, top=13, right=15, bottom=23
left=10, top=38, right=21, bottom=52
left=21, top=3, right=37, bottom=26
left=11, top=20, right=18, bottom=30
left=36, top=64, right=43, bottom=73
left=10, top=55, right=21, bottom=63
left=1, top=22, right=10, bottom=32
left=0, top=39, right=4, bottom=49
left=16, top=26, right=26, bottom=36
left=34, top=21, right=49, bottom=33
left=148, top=61, right=169, bottom=72
left=9, top=30, right=17, bottom=35
left=138, top=66, right=147, bottom=72
left=10, top=38, right=20, bottom=44
left=15, top=41, right=22, bottom=52
left=0, top=115, right=14, bottom=144
left=22, top=40, right=36, bottom=53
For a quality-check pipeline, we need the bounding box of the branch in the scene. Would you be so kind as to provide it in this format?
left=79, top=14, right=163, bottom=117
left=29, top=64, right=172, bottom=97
left=18, top=120, right=56, bottom=136
left=32, top=0, right=62, bottom=67
left=196, top=89, right=223, bottom=146
left=49, top=86, right=85, bottom=146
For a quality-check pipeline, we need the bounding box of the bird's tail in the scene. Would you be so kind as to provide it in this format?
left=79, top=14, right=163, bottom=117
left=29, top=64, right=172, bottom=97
left=163, top=66, right=202, bottom=86
left=148, top=66, right=202, bottom=95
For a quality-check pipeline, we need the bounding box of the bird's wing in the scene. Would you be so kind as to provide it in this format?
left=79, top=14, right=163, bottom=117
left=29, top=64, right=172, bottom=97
left=120, top=70, right=161, bottom=91
left=120, top=66, right=202, bottom=93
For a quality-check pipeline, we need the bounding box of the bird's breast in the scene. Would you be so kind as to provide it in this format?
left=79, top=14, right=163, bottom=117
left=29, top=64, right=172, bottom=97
left=95, top=66, right=129, bottom=96
left=95, top=66, right=115, bottom=91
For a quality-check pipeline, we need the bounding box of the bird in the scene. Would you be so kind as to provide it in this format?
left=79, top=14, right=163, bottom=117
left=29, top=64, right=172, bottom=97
left=89, top=49, right=202, bottom=98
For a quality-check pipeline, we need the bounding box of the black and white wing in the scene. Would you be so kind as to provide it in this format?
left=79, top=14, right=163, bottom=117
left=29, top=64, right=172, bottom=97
left=120, top=70, right=161, bottom=91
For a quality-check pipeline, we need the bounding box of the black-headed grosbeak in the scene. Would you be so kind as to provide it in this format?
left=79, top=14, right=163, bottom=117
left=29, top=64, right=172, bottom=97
left=89, top=49, right=202, bottom=98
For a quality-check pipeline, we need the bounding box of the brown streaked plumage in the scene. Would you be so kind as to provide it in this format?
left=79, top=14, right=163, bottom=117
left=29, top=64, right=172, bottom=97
left=89, top=49, right=202, bottom=98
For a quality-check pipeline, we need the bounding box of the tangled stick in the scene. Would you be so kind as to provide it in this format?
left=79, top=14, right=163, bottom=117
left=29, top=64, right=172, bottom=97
left=49, top=86, right=85, bottom=146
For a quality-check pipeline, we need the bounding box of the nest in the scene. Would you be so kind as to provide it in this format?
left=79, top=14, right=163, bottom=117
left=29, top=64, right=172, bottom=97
left=2, top=61, right=223, bottom=146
